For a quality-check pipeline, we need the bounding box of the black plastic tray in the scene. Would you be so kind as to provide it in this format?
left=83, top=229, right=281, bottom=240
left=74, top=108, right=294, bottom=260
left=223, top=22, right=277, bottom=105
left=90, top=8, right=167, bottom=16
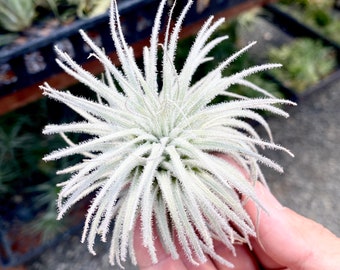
left=0, top=0, right=160, bottom=97
left=264, top=4, right=340, bottom=53
left=0, top=0, right=254, bottom=98
left=262, top=3, right=340, bottom=99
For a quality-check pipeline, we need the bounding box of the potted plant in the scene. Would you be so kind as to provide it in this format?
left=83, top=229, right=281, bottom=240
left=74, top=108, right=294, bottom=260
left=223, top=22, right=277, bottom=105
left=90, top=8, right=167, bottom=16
left=265, top=0, right=340, bottom=48
left=268, top=38, right=337, bottom=94
left=236, top=6, right=340, bottom=97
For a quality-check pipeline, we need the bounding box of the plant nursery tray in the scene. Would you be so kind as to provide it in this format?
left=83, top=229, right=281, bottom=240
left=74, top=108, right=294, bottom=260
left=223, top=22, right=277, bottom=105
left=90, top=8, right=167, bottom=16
left=265, top=68, right=340, bottom=101
left=0, top=209, right=86, bottom=268
left=0, top=0, right=160, bottom=96
left=264, top=4, right=340, bottom=52
left=260, top=4, right=340, bottom=99
left=0, top=0, right=276, bottom=115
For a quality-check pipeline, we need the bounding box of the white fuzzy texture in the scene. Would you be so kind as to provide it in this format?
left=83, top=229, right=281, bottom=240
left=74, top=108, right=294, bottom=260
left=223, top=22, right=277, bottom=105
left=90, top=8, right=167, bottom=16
left=42, top=0, right=295, bottom=267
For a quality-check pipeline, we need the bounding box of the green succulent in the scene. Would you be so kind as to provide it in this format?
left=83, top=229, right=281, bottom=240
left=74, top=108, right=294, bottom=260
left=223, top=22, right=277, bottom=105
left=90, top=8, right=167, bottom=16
left=277, top=0, right=340, bottom=44
left=0, top=33, right=18, bottom=46
left=67, top=0, right=110, bottom=18
left=279, top=0, right=333, bottom=9
left=34, top=0, right=61, bottom=20
left=0, top=0, right=36, bottom=32
left=268, top=38, right=337, bottom=93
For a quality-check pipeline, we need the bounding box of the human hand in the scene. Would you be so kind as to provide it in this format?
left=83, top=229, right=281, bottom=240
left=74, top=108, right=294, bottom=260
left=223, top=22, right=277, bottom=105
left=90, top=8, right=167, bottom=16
left=134, top=182, right=340, bottom=270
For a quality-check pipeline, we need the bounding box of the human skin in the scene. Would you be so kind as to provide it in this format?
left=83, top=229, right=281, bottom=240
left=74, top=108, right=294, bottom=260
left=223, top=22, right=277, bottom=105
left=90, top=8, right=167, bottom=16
left=134, top=180, right=340, bottom=270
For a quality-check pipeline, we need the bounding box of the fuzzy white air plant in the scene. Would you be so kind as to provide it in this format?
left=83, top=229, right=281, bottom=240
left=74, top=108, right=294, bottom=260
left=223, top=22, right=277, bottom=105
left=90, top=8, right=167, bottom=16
left=41, top=0, right=295, bottom=268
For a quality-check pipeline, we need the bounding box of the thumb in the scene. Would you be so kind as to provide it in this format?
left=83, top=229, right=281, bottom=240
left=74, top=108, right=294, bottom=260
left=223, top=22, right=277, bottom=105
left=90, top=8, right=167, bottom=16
left=245, top=182, right=340, bottom=270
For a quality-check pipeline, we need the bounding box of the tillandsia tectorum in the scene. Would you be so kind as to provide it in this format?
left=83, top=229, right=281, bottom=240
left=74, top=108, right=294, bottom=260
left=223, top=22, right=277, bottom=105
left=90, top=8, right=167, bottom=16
left=41, top=0, right=295, bottom=268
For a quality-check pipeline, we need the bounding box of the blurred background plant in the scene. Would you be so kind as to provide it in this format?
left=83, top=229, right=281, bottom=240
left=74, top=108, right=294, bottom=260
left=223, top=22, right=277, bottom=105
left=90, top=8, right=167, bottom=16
left=34, top=0, right=65, bottom=22
left=0, top=0, right=36, bottom=45
left=0, top=114, right=35, bottom=197
left=277, top=0, right=340, bottom=44
left=0, top=0, right=111, bottom=46
left=0, top=97, right=81, bottom=239
left=0, top=0, right=36, bottom=32
left=25, top=173, right=67, bottom=242
left=67, top=0, right=111, bottom=18
left=34, top=0, right=111, bottom=23
left=268, top=38, right=337, bottom=92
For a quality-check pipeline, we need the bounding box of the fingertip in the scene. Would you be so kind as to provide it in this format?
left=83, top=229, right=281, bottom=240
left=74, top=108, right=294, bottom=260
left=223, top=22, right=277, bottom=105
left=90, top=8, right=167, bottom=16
left=244, top=182, right=319, bottom=269
left=255, top=182, right=284, bottom=212
left=244, top=182, right=284, bottom=224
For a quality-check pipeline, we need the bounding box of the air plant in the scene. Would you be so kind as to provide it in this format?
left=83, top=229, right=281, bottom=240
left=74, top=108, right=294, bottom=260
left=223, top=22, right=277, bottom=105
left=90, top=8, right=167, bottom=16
left=41, top=0, right=295, bottom=267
